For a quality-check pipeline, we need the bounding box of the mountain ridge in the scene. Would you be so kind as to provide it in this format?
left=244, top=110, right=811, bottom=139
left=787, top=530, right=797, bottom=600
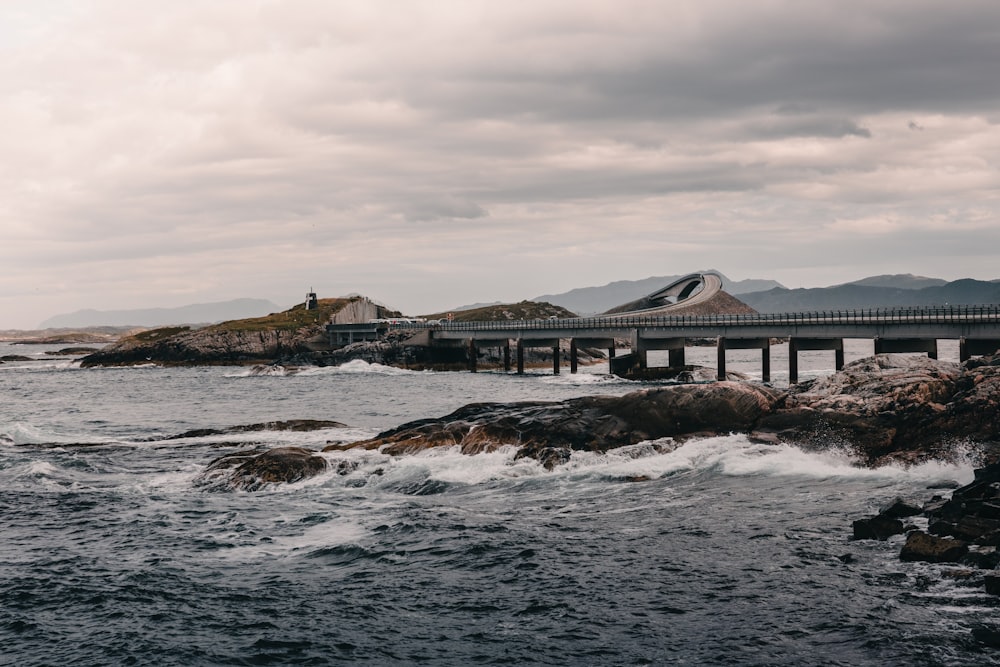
left=738, top=278, right=1000, bottom=312
left=40, top=298, right=283, bottom=329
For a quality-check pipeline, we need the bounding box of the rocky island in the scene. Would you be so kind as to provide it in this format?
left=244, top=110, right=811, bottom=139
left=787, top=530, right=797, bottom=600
left=78, top=295, right=588, bottom=369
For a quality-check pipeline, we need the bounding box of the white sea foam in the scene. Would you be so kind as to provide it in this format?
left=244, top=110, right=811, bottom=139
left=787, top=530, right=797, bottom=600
left=17, top=460, right=60, bottom=478
left=302, top=360, right=422, bottom=376
left=219, top=516, right=370, bottom=562
left=0, top=359, right=80, bottom=372
left=5, top=421, right=68, bottom=446
left=539, top=371, right=631, bottom=387
left=347, top=434, right=977, bottom=489
left=238, top=364, right=294, bottom=377
left=227, top=360, right=425, bottom=378
left=597, top=434, right=976, bottom=485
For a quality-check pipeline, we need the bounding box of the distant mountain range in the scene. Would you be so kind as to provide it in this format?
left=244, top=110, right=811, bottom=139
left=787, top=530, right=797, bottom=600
left=738, top=278, right=1000, bottom=313
left=531, top=271, right=784, bottom=315
left=528, top=272, right=999, bottom=315
left=39, top=273, right=1000, bottom=328
left=835, top=274, right=948, bottom=290
left=39, top=298, right=282, bottom=329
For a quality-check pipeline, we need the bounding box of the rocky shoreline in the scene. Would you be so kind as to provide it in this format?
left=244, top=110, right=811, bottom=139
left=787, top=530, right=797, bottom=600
left=192, top=352, right=1000, bottom=619
left=198, top=352, right=1000, bottom=489
left=316, top=352, right=1000, bottom=468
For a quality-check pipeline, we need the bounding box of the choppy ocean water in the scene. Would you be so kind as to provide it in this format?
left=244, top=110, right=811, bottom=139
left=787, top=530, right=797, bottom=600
left=2, top=340, right=998, bottom=666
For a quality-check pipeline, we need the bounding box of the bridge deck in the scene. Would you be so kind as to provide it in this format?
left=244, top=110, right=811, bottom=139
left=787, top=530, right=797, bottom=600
left=368, top=305, right=1000, bottom=382
left=409, top=305, right=1000, bottom=341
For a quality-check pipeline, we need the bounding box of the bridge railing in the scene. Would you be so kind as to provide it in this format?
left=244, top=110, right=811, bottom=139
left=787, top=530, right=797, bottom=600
left=387, top=304, right=1000, bottom=332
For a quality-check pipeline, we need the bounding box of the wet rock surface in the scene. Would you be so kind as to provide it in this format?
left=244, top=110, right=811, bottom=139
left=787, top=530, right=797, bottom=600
left=853, top=461, right=1000, bottom=624
left=206, top=353, right=1000, bottom=481
left=196, top=446, right=329, bottom=491
left=162, top=419, right=347, bottom=440
left=324, top=353, right=1000, bottom=469
left=760, top=354, right=971, bottom=462
left=323, top=382, right=783, bottom=469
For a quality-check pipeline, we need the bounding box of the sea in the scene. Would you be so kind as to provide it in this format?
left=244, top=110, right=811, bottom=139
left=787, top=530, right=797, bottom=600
left=2, top=339, right=999, bottom=666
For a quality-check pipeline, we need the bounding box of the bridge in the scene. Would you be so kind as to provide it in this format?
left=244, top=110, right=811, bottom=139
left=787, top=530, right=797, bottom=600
left=376, top=305, right=1000, bottom=383
left=326, top=273, right=1000, bottom=383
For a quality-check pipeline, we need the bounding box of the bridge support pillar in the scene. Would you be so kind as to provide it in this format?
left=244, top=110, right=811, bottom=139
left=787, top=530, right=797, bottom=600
left=874, top=338, right=938, bottom=359
left=669, top=347, right=686, bottom=367
left=960, top=338, right=1000, bottom=362
left=467, top=339, right=477, bottom=372
left=516, top=338, right=524, bottom=375
left=718, top=337, right=771, bottom=382
left=631, top=330, right=648, bottom=369
left=553, top=345, right=560, bottom=375
left=570, top=339, right=578, bottom=374
left=503, top=341, right=511, bottom=372
left=789, top=338, right=845, bottom=385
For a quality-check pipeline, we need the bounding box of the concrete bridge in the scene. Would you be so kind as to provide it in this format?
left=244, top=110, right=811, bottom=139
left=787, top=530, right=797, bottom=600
left=383, top=304, right=1000, bottom=383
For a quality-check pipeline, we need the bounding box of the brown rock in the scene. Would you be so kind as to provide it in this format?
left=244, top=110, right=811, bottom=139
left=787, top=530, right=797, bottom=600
left=852, top=516, right=905, bottom=541
left=325, top=383, right=783, bottom=469
left=197, top=446, right=328, bottom=491
left=900, top=531, right=968, bottom=563
left=763, top=354, right=984, bottom=463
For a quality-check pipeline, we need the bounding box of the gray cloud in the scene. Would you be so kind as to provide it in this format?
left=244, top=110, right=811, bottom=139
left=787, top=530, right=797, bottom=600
left=1, top=0, right=999, bottom=327
left=404, top=197, right=489, bottom=223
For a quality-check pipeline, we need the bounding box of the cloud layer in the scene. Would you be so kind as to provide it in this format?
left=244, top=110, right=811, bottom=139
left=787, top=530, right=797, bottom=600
left=3, top=1, right=999, bottom=327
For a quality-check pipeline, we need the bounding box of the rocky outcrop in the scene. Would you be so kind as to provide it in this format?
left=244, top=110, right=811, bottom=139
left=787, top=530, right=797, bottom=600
left=161, top=419, right=347, bottom=440
left=760, top=353, right=1000, bottom=463
left=321, top=353, right=999, bottom=470
left=81, top=326, right=318, bottom=366
left=79, top=299, right=365, bottom=366
left=852, top=460, right=1000, bottom=640
left=195, top=447, right=330, bottom=491
left=899, top=531, right=969, bottom=563
left=324, top=382, right=784, bottom=469
left=198, top=353, right=1000, bottom=483
left=925, top=462, right=1000, bottom=548
left=850, top=496, right=922, bottom=541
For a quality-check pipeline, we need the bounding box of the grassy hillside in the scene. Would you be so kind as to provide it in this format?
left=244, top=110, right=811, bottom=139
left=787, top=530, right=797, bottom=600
left=423, top=300, right=577, bottom=322
left=210, top=298, right=351, bottom=333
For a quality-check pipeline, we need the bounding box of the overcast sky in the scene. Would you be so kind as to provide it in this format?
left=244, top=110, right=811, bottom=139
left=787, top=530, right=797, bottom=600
left=2, top=0, right=999, bottom=328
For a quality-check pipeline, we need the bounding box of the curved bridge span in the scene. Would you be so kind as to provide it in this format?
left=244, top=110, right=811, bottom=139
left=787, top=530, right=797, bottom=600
left=602, top=272, right=724, bottom=316
left=376, top=304, right=1000, bottom=384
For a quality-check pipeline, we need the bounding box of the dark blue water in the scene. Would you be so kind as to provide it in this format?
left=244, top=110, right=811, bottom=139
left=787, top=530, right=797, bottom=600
left=2, top=344, right=998, bottom=665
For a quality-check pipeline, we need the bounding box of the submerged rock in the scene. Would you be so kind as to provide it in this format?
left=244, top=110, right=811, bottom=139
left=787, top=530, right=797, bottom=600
left=196, top=446, right=328, bottom=491
left=852, top=516, right=906, bottom=541
left=164, top=419, right=347, bottom=440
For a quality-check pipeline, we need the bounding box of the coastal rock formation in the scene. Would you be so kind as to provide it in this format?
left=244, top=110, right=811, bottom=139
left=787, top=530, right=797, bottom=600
left=899, top=531, right=969, bottom=563
left=854, top=461, right=1000, bottom=618
left=924, top=461, right=1000, bottom=550
left=196, top=446, right=330, bottom=491
left=163, top=419, right=347, bottom=440
left=323, top=353, right=999, bottom=470
left=79, top=298, right=393, bottom=366
left=200, top=353, right=1000, bottom=482
left=324, top=382, right=784, bottom=469
left=759, top=354, right=968, bottom=462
